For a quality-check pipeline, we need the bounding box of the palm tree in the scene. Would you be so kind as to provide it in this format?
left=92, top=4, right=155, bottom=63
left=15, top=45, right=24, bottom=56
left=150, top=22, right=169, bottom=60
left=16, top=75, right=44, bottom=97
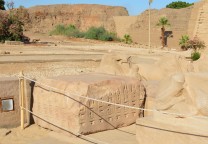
left=179, top=35, right=189, bottom=50
left=123, top=34, right=132, bottom=44
left=156, top=17, right=171, bottom=47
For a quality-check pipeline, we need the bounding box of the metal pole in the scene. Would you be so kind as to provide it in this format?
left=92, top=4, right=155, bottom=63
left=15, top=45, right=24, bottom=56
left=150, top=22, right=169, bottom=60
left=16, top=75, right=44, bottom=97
left=20, top=71, right=25, bottom=130
left=149, top=2, right=151, bottom=53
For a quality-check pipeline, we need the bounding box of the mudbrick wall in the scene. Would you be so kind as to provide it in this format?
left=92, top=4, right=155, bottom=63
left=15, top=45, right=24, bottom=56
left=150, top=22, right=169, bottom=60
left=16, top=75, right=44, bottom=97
left=114, top=0, right=206, bottom=48
left=25, top=4, right=129, bottom=33
left=192, top=0, right=208, bottom=46
left=1, top=1, right=206, bottom=48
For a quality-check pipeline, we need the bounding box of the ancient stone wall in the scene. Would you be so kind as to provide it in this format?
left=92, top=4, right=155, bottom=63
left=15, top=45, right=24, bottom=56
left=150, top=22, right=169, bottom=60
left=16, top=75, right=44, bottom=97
left=113, top=16, right=137, bottom=38
left=25, top=4, right=128, bottom=33
left=1, top=2, right=205, bottom=48
left=192, top=0, right=208, bottom=45
left=114, top=1, right=205, bottom=48
left=187, top=1, right=205, bottom=38
left=128, top=8, right=193, bottom=48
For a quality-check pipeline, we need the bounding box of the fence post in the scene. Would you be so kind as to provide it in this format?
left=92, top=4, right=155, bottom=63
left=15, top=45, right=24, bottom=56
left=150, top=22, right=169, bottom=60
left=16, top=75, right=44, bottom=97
left=20, top=71, right=25, bottom=130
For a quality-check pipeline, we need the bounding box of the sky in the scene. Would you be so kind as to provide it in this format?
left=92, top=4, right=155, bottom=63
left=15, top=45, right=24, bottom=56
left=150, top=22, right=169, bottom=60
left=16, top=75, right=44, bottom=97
left=10, top=0, right=200, bottom=15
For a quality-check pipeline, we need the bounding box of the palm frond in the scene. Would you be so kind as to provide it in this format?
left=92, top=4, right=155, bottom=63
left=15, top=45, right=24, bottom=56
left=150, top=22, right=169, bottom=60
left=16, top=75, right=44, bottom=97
left=156, top=17, right=171, bottom=27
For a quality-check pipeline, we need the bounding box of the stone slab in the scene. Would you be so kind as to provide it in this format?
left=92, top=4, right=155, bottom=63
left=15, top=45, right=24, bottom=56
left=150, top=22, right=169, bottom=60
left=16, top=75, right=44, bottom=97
left=33, top=73, right=145, bottom=135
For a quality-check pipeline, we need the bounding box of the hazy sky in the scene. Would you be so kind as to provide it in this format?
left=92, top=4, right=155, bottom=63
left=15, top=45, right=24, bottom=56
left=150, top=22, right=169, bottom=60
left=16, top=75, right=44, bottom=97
left=11, top=0, right=199, bottom=15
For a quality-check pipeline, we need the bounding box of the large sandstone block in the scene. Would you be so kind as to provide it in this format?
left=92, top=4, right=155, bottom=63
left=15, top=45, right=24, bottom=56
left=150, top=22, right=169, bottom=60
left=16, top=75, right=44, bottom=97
left=96, top=53, right=139, bottom=78
left=143, top=80, right=158, bottom=117
left=136, top=72, right=208, bottom=144
left=33, top=73, right=145, bottom=135
left=139, top=54, right=193, bottom=80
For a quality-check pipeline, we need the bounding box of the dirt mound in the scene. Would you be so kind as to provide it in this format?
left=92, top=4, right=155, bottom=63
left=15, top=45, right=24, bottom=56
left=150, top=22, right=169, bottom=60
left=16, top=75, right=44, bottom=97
left=24, top=4, right=128, bottom=34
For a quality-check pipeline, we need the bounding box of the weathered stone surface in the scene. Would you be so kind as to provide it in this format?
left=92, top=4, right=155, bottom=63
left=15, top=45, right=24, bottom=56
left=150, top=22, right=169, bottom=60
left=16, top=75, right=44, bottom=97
left=155, top=73, right=208, bottom=116
left=25, top=4, right=128, bottom=33
left=142, top=80, right=159, bottom=117
left=194, top=50, right=208, bottom=72
left=33, top=73, right=145, bottom=135
left=114, top=16, right=137, bottom=38
left=193, top=0, right=208, bottom=46
left=136, top=72, right=208, bottom=144
left=0, top=77, right=31, bottom=128
left=139, top=54, right=192, bottom=80
left=0, top=78, right=20, bottom=128
left=96, top=53, right=140, bottom=78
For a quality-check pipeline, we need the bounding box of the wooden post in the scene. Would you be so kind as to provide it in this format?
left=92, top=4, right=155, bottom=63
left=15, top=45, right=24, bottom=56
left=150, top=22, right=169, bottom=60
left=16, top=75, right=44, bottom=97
left=20, top=71, right=25, bottom=130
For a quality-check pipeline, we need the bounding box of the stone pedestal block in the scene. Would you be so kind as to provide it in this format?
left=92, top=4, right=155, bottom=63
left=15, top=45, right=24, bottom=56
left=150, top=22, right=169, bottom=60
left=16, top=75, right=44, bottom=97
left=33, top=73, right=145, bottom=135
left=0, top=77, right=31, bottom=128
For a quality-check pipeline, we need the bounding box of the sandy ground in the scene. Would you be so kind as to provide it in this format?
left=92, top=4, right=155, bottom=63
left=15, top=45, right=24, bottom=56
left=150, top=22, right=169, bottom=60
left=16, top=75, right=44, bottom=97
left=0, top=34, right=188, bottom=144
left=0, top=61, right=98, bottom=78
left=0, top=36, right=164, bottom=79
left=0, top=124, right=137, bottom=144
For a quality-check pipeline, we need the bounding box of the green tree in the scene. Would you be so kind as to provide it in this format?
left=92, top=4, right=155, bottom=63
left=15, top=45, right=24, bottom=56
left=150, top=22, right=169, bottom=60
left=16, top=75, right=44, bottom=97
left=0, top=0, right=5, bottom=10
left=0, top=8, right=27, bottom=42
left=166, top=1, right=193, bottom=9
left=156, top=17, right=171, bottom=47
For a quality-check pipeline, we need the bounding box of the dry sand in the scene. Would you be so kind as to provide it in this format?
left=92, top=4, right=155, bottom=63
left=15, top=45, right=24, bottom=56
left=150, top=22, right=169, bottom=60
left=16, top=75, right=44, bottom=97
left=0, top=124, right=137, bottom=144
